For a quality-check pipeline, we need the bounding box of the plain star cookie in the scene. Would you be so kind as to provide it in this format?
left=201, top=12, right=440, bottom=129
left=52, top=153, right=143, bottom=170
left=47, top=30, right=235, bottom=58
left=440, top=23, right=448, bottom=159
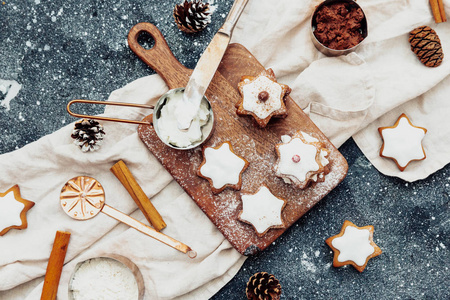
left=274, top=131, right=330, bottom=189
left=0, top=185, right=35, bottom=236
left=236, top=68, right=291, bottom=127
left=326, top=220, right=382, bottom=272
left=198, top=141, right=249, bottom=194
left=378, top=114, right=427, bottom=171
left=238, top=185, right=286, bottom=237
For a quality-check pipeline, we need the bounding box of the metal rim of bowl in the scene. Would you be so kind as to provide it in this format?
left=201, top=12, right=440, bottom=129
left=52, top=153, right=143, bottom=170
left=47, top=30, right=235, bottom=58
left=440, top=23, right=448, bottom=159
left=310, top=0, right=368, bottom=56
left=68, top=254, right=145, bottom=300
left=152, top=87, right=215, bottom=150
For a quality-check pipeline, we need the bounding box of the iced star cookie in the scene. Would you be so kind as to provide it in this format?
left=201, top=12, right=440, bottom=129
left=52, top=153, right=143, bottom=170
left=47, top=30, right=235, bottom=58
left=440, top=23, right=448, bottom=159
left=0, top=185, right=35, bottom=236
left=274, top=131, right=330, bottom=189
left=198, top=141, right=249, bottom=194
left=238, top=185, right=286, bottom=237
left=236, top=68, right=291, bottom=127
left=378, top=114, right=427, bottom=171
left=326, top=220, right=382, bottom=272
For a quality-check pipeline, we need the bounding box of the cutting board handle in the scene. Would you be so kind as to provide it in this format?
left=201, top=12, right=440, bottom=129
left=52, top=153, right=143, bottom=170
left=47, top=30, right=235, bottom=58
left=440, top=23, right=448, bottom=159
left=128, top=23, right=190, bottom=90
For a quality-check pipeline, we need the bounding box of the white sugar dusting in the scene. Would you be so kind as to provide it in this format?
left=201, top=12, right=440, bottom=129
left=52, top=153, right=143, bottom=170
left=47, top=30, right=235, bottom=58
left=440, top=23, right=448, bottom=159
left=70, top=257, right=139, bottom=300
left=0, top=79, right=22, bottom=111
left=138, top=95, right=348, bottom=255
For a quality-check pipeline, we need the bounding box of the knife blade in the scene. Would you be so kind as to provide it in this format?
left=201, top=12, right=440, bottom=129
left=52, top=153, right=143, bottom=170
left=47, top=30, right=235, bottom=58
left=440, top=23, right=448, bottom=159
left=175, top=0, right=249, bottom=130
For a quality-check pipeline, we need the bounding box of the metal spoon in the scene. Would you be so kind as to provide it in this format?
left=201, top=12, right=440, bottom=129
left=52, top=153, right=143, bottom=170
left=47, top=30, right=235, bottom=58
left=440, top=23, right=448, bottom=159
left=60, top=176, right=197, bottom=258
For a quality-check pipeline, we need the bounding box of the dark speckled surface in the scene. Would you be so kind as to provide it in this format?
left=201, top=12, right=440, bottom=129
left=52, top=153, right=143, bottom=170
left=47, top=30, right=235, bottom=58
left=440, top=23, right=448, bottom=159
left=1, top=1, right=449, bottom=299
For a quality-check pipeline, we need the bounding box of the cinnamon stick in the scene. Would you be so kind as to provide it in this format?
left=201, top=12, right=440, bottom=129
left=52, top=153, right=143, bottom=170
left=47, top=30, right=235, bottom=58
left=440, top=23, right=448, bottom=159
left=110, top=160, right=167, bottom=231
left=41, top=231, right=71, bottom=300
left=438, top=0, right=447, bottom=22
left=430, top=0, right=447, bottom=23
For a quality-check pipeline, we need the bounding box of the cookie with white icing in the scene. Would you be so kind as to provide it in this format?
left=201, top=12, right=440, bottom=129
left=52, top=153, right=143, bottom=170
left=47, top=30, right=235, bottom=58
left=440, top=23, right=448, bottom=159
left=238, top=184, right=286, bottom=237
left=198, top=141, right=249, bottom=194
left=0, top=185, right=35, bottom=236
left=274, top=131, right=330, bottom=189
left=236, top=68, right=291, bottom=127
left=326, top=220, right=382, bottom=272
left=378, top=113, right=427, bottom=171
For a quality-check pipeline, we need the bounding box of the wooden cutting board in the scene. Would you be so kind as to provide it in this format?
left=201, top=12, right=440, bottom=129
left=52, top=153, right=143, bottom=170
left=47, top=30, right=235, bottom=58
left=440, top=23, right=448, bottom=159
left=128, top=23, right=348, bottom=255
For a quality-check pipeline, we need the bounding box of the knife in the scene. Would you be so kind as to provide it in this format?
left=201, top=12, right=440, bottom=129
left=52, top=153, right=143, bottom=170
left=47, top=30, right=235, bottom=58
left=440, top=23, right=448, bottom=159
left=175, top=0, right=249, bottom=130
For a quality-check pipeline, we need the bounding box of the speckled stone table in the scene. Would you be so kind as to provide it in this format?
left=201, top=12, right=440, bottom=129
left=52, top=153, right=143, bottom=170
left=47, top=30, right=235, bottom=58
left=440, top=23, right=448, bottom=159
left=1, top=1, right=449, bottom=299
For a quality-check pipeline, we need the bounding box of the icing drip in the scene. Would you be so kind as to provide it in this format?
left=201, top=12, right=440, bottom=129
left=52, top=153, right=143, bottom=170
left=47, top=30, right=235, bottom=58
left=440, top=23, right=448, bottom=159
left=331, top=226, right=375, bottom=266
left=200, top=142, right=247, bottom=190
left=300, top=131, right=319, bottom=143
left=277, top=138, right=319, bottom=182
left=380, top=116, right=426, bottom=168
left=0, top=191, right=25, bottom=231
left=239, top=186, right=285, bottom=234
left=242, top=76, right=282, bottom=119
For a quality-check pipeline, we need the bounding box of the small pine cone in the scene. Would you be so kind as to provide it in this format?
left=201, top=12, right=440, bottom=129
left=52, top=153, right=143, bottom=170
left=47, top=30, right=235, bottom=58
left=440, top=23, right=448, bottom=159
left=246, top=272, right=282, bottom=300
left=173, top=0, right=211, bottom=33
left=71, top=119, right=105, bottom=152
left=409, top=26, right=444, bottom=67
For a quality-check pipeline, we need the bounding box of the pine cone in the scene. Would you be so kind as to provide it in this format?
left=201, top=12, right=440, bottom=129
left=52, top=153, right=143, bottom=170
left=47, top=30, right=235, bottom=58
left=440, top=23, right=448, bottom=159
left=409, top=26, right=444, bottom=67
left=246, top=272, right=282, bottom=300
left=173, top=0, right=211, bottom=33
left=71, top=119, right=105, bottom=152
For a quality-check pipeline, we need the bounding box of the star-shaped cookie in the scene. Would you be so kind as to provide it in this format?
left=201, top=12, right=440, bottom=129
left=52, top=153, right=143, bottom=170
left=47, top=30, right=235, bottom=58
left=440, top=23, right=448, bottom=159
left=236, top=68, right=291, bottom=127
left=326, top=220, right=382, bottom=272
left=378, top=113, right=427, bottom=171
left=238, top=185, right=286, bottom=236
left=198, top=141, right=249, bottom=194
left=274, top=131, right=330, bottom=189
left=0, top=185, right=35, bottom=236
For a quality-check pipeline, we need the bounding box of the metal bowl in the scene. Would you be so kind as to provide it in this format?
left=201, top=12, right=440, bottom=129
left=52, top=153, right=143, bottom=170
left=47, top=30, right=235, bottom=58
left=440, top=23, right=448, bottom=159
left=153, top=87, right=215, bottom=150
left=68, top=254, right=145, bottom=300
left=310, top=0, right=368, bottom=56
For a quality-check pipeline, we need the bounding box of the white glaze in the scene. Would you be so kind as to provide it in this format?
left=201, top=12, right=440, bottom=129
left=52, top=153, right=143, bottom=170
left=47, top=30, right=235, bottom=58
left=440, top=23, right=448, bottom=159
left=276, top=137, right=319, bottom=182
left=331, top=226, right=374, bottom=266
left=200, top=142, right=247, bottom=190
left=157, top=90, right=210, bottom=148
left=301, top=131, right=319, bottom=143
left=380, top=116, right=426, bottom=168
left=239, top=186, right=284, bottom=234
left=0, top=191, right=25, bottom=232
left=242, top=76, right=283, bottom=119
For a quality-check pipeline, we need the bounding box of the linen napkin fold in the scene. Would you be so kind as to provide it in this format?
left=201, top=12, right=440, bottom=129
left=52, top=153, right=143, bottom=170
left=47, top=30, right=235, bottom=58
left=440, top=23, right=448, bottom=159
left=232, top=0, right=450, bottom=181
left=0, top=75, right=245, bottom=299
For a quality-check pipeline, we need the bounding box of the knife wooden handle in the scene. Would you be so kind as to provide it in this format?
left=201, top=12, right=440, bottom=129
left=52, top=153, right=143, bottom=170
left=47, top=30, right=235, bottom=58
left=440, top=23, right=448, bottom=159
left=128, top=22, right=191, bottom=90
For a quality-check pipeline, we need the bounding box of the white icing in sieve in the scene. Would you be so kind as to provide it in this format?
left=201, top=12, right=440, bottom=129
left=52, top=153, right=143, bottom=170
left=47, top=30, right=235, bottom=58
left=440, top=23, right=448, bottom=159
left=70, top=257, right=139, bottom=300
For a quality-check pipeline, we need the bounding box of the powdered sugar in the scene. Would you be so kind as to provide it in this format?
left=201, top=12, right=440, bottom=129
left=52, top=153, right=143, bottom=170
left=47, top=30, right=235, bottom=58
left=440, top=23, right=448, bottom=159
left=70, top=257, right=139, bottom=300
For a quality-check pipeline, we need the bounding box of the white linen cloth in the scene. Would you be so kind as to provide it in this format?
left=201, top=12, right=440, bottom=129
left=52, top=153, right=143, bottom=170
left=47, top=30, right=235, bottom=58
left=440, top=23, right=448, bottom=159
left=232, top=0, right=450, bottom=181
left=0, top=76, right=245, bottom=299
left=2, top=0, right=450, bottom=299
